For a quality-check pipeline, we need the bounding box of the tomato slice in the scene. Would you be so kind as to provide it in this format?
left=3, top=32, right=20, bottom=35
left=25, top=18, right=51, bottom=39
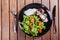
left=30, top=18, right=34, bottom=23
left=29, top=25, right=33, bottom=29
left=38, top=29, right=42, bottom=33
left=37, top=21, right=42, bottom=25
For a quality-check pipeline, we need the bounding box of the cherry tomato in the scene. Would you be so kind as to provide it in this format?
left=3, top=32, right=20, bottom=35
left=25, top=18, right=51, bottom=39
left=37, top=21, right=42, bottom=25
left=38, top=29, right=42, bottom=33
left=30, top=18, right=34, bottom=23
left=29, top=25, right=33, bottom=29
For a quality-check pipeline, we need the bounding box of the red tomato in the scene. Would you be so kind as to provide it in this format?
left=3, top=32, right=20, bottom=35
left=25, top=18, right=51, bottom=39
left=37, top=21, right=42, bottom=25
left=29, top=25, right=33, bottom=29
left=30, top=18, right=34, bottom=23
left=38, top=29, right=42, bottom=33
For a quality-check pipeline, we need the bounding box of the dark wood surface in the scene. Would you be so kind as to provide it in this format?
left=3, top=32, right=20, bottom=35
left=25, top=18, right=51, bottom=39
left=0, top=0, right=59, bottom=40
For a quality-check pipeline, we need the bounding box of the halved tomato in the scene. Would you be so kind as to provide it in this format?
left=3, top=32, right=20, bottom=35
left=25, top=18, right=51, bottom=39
left=30, top=18, right=34, bottom=23
left=37, top=21, right=42, bottom=25
left=38, top=29, right=42, bottom=33
left=29, top=25, right=33, bottom=29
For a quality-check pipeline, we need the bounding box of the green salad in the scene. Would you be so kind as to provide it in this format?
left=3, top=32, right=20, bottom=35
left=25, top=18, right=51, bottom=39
left=21, top=13, right=46, bottom=36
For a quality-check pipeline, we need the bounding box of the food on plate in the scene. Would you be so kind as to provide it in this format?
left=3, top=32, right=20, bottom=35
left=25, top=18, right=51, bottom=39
left=24, top=8, right=48, bottom=22
left=37, top=8, right=48, bottom=22
left=38, top=29, right=42, bottom=33
left=24, top=8, right=37, bottom=16
left=38, top=8, right=44, bottom=14
left=29, top=24, right=33, bottom=29
left=21, top=8, right=48, bottom=36
left=37, top=21, right=42, bottom=25
left=44, top=14, right=47, bottom=17
left=30, top=18, right=34, bottom=23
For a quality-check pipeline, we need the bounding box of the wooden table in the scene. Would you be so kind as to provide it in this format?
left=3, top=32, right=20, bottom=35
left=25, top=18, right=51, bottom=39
left=0, top=0, right=60, bottom=40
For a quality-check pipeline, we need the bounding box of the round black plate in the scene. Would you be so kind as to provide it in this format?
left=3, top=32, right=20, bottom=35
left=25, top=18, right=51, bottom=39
left=18, top=3, right=52, bottom=37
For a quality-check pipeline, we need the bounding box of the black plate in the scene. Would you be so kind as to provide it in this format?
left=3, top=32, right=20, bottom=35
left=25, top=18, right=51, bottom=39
left=18, top=3, right=52, bottom=37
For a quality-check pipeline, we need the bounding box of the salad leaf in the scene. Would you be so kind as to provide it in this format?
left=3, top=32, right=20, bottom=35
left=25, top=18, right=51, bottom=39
left=22, top=13, right=46, bottom=36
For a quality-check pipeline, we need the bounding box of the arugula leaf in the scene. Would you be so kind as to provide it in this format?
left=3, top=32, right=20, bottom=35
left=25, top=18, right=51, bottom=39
left=22, top=13, right=46, bottom=36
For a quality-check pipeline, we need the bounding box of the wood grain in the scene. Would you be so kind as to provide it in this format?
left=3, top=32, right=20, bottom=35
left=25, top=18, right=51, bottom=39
left=26, top=35, right=33, bottom=40
left=33, top=0, right=41, bottom=40
left=42, top=0, right=51, bottom=40
left=2, top=0, right=9, bottom=40
left=18, top=0, right=25, bottom=40
left=42, top=0, right=49, bottom=9
left=26, top=0, right=33, bottom=5
left=0, top=0, right=59, bottom=40
left=25, top=0, right=33, bottom=40
left=34, top=0, right=41, bottom=3
left=50, top=0, right=58, bottom=40
left=18, top=0, right=24, bottom=12
left=34, top=37, right=41, bottom=40
left=0, top=0, right=1, bottom=40
left=10, top=0, right=17, bottom=40
left=59, top=0, right=60, bottom=40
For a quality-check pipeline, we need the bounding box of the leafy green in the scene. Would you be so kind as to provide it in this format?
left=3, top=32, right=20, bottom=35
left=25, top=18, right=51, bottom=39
left=22, top=13, right=46, bottom=36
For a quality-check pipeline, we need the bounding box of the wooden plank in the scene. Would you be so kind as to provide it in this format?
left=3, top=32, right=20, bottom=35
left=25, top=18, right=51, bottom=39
left=26, top=35, right=33, bottom=40
left=59, top=0, right=60, bottom=40
left=34, top=0, right=41, bottom=40
left=42, top=0, right=51, bottom=40
left=42, top=0, right=49, bottom=9
left=0, top=0, right=1, bottom=40
left=18, top=0, right=25, bottom=40
left=34, top=37, right=41, bottom=40
left=34, top=0, right=41, bottom=3
left=18, top=0, right=24, bottom=12
left=10, top=0, right=17, bottom=40
left=26, top=0, right=33, bottom=5
left=25, top=0, right=33, bottom=40
left=2, top=0, right=9, bottom=40
left=50, top=0, right=58, bottom=40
